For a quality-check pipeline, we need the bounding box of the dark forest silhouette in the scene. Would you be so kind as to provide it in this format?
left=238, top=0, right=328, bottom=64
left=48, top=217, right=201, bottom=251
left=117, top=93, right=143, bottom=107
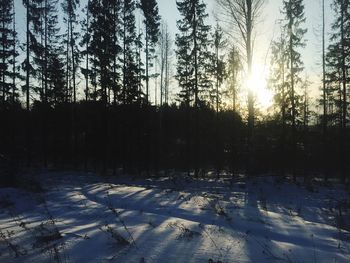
left=0, top=0, right=349, bottom=183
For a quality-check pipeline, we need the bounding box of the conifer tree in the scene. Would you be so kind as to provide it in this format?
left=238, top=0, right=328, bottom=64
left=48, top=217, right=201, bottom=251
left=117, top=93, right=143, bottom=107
left=88, top=0, right=122, bottom=104
left=212, top=23, right=226, bottom=113
left=62, top=0, right=80, bottom=103
left=121, top=0, right=141, bottom=104
left=22, top=0, right=42, bottom=109
left=326, top=0, right=350, bottom=181
left=140, top=0, right=160, bottom=104
left=175, top=0, right=212, bottom=106
left=80, top=0, right=90, bottom=100
left=176, top=0, right=212, bottom=177
left=283, top=0, right=307, bottom=179
left=0, top=0, right=19, bottom=104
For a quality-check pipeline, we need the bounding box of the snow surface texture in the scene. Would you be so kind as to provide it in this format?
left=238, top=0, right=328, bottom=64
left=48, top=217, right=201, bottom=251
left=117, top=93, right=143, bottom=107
left=0, top=172, right=349, bottom=263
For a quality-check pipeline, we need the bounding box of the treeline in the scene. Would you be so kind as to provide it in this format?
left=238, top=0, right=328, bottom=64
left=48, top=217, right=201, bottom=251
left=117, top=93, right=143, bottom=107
left=0, top=0, right=349, bottom=180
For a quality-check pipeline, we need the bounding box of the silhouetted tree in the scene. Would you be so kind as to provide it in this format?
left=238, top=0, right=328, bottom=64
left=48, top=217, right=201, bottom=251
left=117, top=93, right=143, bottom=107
left=0, top=0, right=19, bottom=104
left=217, top=0, right=265, bottom=138
left=140, top=0, right=160, bottom=104
left=326, top=0, right=350, bottom=182
left=121, top=0, right=141, bottom=104
left=62, top=0, right=80, bottom=103
left=227, top=46, right=241, bottom=112
left=217, top=0, right=265, bottom=175
left=283, top=0, right=307, bottom=180
left=176, top=0, right=212, bottom=177
left=159, top=22, right=172, bottom=106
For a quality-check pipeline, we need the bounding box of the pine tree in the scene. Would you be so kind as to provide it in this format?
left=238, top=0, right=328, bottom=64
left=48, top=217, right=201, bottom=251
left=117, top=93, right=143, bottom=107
left=0, top=0, right=19, bottom=104
left=282, top=0, right=307, bottom=179
left=87, top=0, right=122, bottom=104
left=175, top=0, right=212, bottom=106
left=269, top=28, right=288, bottom=127
left=140, top=0, right=160, bottom=104
left=212, top=23, right=226, bottom=113
left=80, top=0, right=90, bottom=100
left=227, top=46, right=241, bottom=112
left=269, top=29, right=288, bottom=176
left=176, top=0, right=212, bottom=177
left=41, top=0, right=65, bottom=104
left=211, top=23, right=226, bottom=177
left=121, top=0, right=141, bottom=104
left=62, top=0, right=80, bottom=103
left=217, top=0, right=266, bottom=175
left=326, top=0, right=350, bottom=181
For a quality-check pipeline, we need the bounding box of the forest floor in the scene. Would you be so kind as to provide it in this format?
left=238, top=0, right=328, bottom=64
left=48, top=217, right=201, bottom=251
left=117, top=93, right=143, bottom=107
left=0, top=171, right=350, bottom=263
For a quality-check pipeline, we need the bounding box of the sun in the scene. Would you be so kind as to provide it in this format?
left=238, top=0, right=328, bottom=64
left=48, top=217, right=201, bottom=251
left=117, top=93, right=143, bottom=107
left=246, top=63, right=273, bottom=111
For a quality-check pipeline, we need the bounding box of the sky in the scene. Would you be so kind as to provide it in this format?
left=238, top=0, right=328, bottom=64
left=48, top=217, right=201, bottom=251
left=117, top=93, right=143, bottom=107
left=13, top=0, right=335, bottom=111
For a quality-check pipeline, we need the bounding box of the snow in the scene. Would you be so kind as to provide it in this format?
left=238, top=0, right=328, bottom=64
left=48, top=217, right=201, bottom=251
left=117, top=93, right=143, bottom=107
left=0, top=173, right=349, bottom=263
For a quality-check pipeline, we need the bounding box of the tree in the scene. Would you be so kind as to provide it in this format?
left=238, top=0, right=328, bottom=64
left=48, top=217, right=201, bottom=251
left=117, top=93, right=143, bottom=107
left=282, top=0, right=307, bottom=179
left=320, top=0, right=329, bottom=181
left=217, top=0, right=265, bottom=135
left=212, top=23, right=226, bottom=114
left=80, top=0, right=91, bottom=101
left=22, top=0, right=41, bottom=110
left=140, top=0, right=160, bottom=104
left=211, top=23, right=226, bottom=177
left=22, top=0, right=44, bottom=166
left=87, top=0, right=123, bottom=104
left=0, top=0, right=19, bottom=104
left=269, top=28, right=288, bottom=175
left=158, top=22, right=172, bottom=106
left=322, top=0, right=327, bottom=137
left=176, top=0, right=212, bottom=177
left=176, top=0, right=212, bottom=106
left=62, top=0, right=80, bottom=103
left=217, top=0, right=265, bottom=175
left=120, top=0, right=142, bottom=104
left=227, top=46, right=241, bottom=112
left=326, top=0, right=350, bottom=181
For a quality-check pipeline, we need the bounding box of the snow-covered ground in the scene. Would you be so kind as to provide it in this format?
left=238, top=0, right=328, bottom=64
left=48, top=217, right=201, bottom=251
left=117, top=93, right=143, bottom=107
left=0, top=172, right=350, bottom=263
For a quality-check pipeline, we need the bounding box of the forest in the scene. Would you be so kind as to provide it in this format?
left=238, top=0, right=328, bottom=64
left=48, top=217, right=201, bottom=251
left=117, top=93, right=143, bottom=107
left=0, top=1, right=350, bottom=262
left=0, top=0, right=348, bottom=181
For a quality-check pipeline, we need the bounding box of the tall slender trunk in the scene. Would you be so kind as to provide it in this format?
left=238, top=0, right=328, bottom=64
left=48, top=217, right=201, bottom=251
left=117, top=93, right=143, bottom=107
left=44, top=0, right=47, bottom=102
left=12, top=0, right=16, bottom=103
left=43, top=0, right=48, bottom=168
left=145, top=28, right=149, bottom=104
left=322, top=0, right=328, bottom=181
left=165, top=26, right=169, bottom=105
left=193, top=3, right=199, bottom=178
left=246, top=0, right=254, bottom=175
left=160, top=26, right=164, bottom=107
left=216, top=41, right=219, bottom=178
left=247, top=0, right=254, bottom=134
left=340, top=0, right=347, bottom=182
left=70, top=14, right=76, bottom=103
left=69, top=4, right=77, bottom=168
left=113, top=3, right=117, bottom=105
left=66, top=19, right=70, bottom=102
left=123, top=6, right=126, bottom=104
left=289, top=0, right=296, bottom=181
left=2, top=8, right=5, bottom=103
left=154, top=57, right=157, bottom=105
left=232, top=47, right=236, bottom=112
left=85, top=1, right=89, bottom=101
left=281, top=30, right=286, bottom=178
left=26, top=0, right=31, bottom=166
